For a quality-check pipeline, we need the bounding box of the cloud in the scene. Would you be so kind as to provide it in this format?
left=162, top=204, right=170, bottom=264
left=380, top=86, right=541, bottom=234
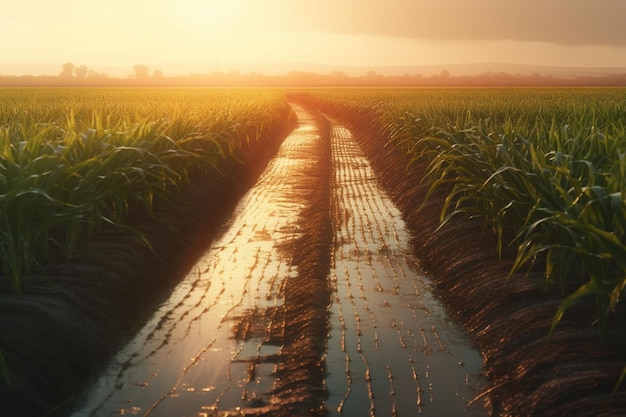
left=267, top=0, right=626, bottom=47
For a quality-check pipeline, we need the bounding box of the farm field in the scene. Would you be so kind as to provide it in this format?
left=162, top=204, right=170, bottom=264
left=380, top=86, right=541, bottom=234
left=0, top=88, right=296, bottom=416
left=301, top=87, right=626, bottom=340
left=69, top=103, right=485, bottom=417
left=1, top=87, right=626, bottom=416
left=291, top=87, right=626, bottom=416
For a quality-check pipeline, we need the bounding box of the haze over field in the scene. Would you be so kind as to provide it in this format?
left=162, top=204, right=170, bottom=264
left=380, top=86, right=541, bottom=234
left=2, top=0, right=626, bottom=76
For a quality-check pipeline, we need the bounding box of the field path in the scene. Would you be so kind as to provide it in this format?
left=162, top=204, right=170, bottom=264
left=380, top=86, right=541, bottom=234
left=325, top=119, right=485, bottom=416
left=71, top=105, right=486, bottom=416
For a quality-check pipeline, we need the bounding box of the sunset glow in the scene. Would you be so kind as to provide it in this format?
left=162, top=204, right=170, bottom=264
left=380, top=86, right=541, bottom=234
left=2, top=0, right=626, bottom=76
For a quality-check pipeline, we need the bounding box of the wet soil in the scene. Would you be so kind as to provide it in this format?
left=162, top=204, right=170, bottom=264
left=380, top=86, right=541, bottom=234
left=68, top=104, right=486, bottom=417
left=70, top=105, right=331, bottom=417
left=290, top=94, right=626, bottom=417
left=0, top=108, right=296, bottom=417
left=325, top=119, right=485, bottom=416
left=7, top=91, right=621, bottom=417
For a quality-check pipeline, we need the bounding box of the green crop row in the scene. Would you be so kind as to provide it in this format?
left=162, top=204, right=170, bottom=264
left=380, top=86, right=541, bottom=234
left=307, top=87, right=626, bottom=339
left=0, top=88, right=291, bottom=291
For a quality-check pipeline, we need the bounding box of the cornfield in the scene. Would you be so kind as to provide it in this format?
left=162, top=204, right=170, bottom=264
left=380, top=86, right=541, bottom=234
left=4, top=87, right=625, bottom=336
left=2, top=86, right=626, bottom=415
left=304, top=87, right=626, bottom=339
left=0, top=88, right=291, bottom=291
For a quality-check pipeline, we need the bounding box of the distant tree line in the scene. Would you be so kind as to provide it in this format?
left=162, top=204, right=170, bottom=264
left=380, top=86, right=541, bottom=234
left=2, top=63, right=626, bottom=87
left=56, top=62, right=163, bottom=80
left=59, top=62, right=108, bottom=79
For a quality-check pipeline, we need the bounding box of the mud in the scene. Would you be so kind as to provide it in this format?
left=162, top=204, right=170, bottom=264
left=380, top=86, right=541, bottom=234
left=70, top=105, right=326, bottom=417
left=325, top=120, right=485, bottom=416
left=5, top=92, right=626, bottom=417
left=0, top=107, right=295, bottom=417
left=68, top=104, right=486, bottom=417
left=290, top=93, right=626, bottom=417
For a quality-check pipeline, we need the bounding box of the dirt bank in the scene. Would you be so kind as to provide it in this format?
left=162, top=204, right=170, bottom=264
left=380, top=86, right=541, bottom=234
left=290, top=93, right=626, bottom=417
left=0, top=107, right=296, bottom=417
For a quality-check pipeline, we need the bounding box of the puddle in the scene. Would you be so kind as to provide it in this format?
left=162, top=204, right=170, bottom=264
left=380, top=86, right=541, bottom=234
left=70, top=106, right=487, bottom=417
left=71, top=105, right=320, bottom=417
left=325, top=122, right=487, bottom=416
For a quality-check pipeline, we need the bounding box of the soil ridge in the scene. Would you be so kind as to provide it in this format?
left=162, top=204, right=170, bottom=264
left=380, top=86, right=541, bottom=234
left=269, top=107, right=333, bottom=416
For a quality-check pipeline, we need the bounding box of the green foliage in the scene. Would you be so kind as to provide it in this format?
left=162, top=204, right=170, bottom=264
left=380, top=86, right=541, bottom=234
left=0, top=88, right=290, bottom=290
left=310, top=87, right=626, bottom=340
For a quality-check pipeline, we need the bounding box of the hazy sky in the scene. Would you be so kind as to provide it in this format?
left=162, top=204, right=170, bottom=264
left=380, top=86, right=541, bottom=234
left=2, top=0, right=626, bottom=75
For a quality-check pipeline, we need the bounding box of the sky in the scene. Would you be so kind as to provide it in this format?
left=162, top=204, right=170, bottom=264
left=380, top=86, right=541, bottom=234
left=2, top=0, right=626, bottom=76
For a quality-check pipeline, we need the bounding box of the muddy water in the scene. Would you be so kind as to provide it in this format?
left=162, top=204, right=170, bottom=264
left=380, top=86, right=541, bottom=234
left=325, top=121, right=487, bottom=416
left=71, top=106, right=487, bottom=417
left=71, top=105, right=321, bottom=417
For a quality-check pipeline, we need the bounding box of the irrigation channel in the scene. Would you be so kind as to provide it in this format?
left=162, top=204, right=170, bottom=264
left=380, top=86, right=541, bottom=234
left=71, top=104, right=487, bottom=417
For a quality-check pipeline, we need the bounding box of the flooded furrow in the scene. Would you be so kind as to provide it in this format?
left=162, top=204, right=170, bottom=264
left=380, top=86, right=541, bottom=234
left=325, top=121, right=487, bottom=416
left=71, top=105, right=322, bottom=417
left=71, top=105, right=487, bottom=417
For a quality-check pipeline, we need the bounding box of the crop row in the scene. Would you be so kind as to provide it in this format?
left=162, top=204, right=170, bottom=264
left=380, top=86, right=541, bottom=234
left=304, top=88, right=626, bottom=340
left=0, top=88, right=292, bottom=291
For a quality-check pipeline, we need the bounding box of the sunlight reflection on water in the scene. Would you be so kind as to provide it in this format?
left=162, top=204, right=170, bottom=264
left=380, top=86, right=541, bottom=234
left=71, top=106, right=319, bottom=417
left=325, top=122, right=487, bottom=417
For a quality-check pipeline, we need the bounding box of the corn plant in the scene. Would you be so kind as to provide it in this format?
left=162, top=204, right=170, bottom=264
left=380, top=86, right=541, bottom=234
left=306, top=87, right=626, bottom=339
left=0, top=88, right=291, bottom=291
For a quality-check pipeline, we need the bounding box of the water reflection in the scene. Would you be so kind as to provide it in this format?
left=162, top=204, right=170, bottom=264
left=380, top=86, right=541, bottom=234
left=71, top=106, right=319, bottom=417
left=325, top=122, right=487, bottom=416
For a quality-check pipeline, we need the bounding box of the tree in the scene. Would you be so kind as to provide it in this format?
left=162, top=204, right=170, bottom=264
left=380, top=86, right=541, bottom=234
left=60, top=62, right=75, bottom=77
left=75, top=65, right=88, bottom=78
left=133, top=64, right=150, bottom=79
